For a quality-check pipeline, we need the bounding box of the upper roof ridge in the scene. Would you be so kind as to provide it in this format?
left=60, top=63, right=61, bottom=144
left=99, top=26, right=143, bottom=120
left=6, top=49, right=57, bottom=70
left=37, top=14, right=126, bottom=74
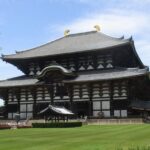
left=66, top=30, right=97, bottom=37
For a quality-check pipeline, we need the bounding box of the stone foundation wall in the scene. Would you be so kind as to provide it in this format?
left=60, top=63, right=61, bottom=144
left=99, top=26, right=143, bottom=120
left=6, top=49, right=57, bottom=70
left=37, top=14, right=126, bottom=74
left=86, top=118, right=144, bottom=125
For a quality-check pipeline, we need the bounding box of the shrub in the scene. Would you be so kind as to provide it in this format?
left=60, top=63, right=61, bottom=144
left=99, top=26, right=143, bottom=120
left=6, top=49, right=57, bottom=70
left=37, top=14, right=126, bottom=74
left=32, top=122, right=82, bottom=128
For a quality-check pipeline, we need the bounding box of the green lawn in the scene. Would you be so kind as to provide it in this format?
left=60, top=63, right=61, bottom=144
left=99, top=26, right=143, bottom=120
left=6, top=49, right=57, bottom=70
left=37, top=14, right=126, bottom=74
left=0, top=125, right=150, bottom=150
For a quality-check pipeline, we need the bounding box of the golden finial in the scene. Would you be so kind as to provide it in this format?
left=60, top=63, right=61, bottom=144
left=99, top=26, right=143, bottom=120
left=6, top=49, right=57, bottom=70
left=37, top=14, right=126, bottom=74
left=64, top=29, right=70, bottom=36
left=94, top=25, right=100, bottom=32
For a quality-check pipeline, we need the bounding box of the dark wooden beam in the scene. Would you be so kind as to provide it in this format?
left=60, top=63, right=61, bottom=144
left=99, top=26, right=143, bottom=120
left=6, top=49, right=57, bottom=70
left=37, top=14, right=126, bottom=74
left=110, top=81, right=114, bottom=117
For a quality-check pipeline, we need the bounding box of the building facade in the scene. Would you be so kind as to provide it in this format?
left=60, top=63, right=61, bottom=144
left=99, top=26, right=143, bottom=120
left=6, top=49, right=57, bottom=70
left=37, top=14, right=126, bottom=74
left=0, top=30, right=150, bottom=119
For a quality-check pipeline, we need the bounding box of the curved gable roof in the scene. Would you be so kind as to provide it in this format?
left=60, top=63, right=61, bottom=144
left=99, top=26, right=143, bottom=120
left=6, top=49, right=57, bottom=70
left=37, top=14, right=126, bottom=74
left=2, top=31, right=131, bottom=60
left=37, top=65, right=76, bottom=80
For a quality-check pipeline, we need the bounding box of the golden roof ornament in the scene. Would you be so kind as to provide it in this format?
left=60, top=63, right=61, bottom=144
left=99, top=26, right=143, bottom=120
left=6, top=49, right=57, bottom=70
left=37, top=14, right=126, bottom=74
left=94, top=25, right=100, bottom=32
left=64, top=29, right=70, bottom=36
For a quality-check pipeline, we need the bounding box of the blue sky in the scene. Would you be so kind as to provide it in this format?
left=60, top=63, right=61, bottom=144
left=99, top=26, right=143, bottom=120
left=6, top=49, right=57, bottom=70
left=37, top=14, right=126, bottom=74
left=0, top=0, right=150, bottom=105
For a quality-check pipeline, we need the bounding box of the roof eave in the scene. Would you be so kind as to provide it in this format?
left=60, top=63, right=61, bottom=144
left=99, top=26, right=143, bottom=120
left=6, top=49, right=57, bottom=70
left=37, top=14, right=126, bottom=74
left=2, top=41, right=130, bottom=61
left=63, top=73, right=147, bottom=84
left=129, top=41, right=145, bottom=68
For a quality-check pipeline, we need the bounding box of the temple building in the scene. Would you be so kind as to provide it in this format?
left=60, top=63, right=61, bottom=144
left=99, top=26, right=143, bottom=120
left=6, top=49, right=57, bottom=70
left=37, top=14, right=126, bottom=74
left=0, top=29, right=150, bottom=119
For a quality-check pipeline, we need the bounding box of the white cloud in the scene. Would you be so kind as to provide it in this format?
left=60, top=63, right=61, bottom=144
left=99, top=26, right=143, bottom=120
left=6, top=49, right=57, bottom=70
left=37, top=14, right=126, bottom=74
left=134, top=39, right=150, bottom=65
left=57, top=9, right=150, bottom=37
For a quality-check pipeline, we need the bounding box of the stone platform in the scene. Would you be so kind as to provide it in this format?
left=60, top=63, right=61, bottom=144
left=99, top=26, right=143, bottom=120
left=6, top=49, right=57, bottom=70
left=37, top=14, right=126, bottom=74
left=86, top=118, right=144, bottom=125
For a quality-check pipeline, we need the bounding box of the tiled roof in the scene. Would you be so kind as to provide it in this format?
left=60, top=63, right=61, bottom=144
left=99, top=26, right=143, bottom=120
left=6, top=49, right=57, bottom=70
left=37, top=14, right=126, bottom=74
left=64, top=68, right=148, bottom=83
left=0, top=68, right=147, bottom=87
left=39, top=105, right=74, bottom=115
left=2, top=31, right=131, bottom=60
left=0, top=76, right=39, bottom=87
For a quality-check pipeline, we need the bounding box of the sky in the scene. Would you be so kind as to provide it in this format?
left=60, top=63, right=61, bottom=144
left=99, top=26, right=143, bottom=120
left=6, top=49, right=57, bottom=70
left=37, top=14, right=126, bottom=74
left=0, top=0, right=150, bottom=105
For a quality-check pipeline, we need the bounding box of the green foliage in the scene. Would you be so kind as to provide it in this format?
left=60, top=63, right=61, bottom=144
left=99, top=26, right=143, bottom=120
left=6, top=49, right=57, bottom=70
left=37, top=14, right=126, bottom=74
left=32, top=122, right=82, bottom=128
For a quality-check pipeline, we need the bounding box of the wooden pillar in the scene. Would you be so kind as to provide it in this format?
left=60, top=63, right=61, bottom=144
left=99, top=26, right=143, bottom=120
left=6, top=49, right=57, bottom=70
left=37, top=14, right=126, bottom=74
left=79, top=84, right=82, bottom=99
left=110, top=81, right=114, bottom=117
left=75, top=55, right=79, bottom=71
left=88, top=83, right=93, bottom=116
left=31, top=87, right=37, bottom=118
left=48, top=83, right=54, bottom=105
left=67, top=84, right=73, bottom=111
left=3, top=89, right=8, bottom=119
left=15, top=88, right=21, bottom=113
left=93, top=53, right=98, bottom=70
left=60, top=83, right=64, bottom=100
left=54, top=116, right=56, bottom=122
left=127, top=79, right=133, bottom=117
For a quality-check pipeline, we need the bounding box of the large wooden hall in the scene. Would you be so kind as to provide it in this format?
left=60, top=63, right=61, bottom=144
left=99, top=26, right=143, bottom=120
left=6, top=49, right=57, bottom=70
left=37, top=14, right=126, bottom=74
left=0, top=28, right=150, bottom=119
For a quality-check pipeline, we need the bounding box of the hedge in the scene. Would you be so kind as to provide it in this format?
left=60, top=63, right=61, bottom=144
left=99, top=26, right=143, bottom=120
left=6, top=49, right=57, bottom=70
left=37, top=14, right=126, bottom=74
left=32, top=122, right=82, bottom=128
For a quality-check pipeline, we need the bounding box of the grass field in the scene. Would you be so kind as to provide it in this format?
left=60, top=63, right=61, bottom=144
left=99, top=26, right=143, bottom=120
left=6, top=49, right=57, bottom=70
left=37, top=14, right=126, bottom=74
left=0, top=125, right=150, bottom=150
